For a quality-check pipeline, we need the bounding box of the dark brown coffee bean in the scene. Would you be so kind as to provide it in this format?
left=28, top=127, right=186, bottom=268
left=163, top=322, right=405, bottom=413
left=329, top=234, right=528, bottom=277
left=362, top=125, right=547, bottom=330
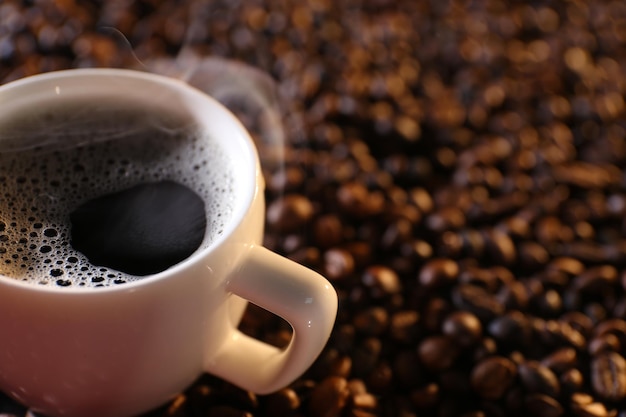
left=591, top=352, right=626, bottom=401
left=472, top=337, right=498, bottom=363
left=410, top=383, right=440, bottom=409
left=425, top=206, right=466, bottom=232
left=418, top=258, right=459, bottom=288
left=353, top=307, right=389, bottom=336
left=266, top=194, right=314, bottom=232
left=518, top=360, right=560, bottom=397
left=268, top=166, right=305, bottom=193
left=573, top=265, right=618, bottom=293
left=487, top=311, right=531, bottom=346
left=389, top=310, right=420, bottom=344
left=497, top=281, right=530, bottom=309
left=570, top=392, right=595, bottom=407
left=417, top=335, right=459, bottom=371
left=541, top=347, right=578, bottom=374
left=361, top=266, right=401, bottom=298
left=534, top=319, right=586, bottom=350
left=452, top=284, right=505, bottom=322
left=263, top=388, right=301, bottom=415
left=556, top=241, right=618, bottom=264
left=594, top=319, right=626, bottom=342
left=313, top=214, right=344, bottom=248
left=571, top=401, right=611, bottom=417
left=589, top=334, right=621, bottom=356
left=409, top=187, right=434, bottom=214
left=338, top=241, right=370, bottom=268
left=323, top=248, right=355, bottom=281
left=484, top=230, right=516, bottom=264
left=350, top=392, right=378, bottom=411
left=560, top=312, right=594, bottom=337
left=524, top=394, right=563, bottom=417
left=442, top=311, right=482, bottom=347
left=470, top=356, right=517, bottom=400
left=518, top=241, right=550, bottom=271
left=309, top=376, right=350, bottom=417
left=336, top=182, right=384, bottom=217
left=457, top=266, right=499, bottom=292
left=560, top=369, right=585, bottom=393
left=381, top=218, right=413, bottom=249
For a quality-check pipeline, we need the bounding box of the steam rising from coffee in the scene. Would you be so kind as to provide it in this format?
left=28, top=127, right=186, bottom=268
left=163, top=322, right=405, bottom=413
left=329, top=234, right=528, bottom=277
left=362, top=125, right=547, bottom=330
left=144, top=51, right=288, bottom=173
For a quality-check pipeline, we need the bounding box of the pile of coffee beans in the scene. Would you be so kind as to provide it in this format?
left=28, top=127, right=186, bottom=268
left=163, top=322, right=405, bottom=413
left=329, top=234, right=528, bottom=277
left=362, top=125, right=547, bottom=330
left=2, top=0, right=626, bottom=416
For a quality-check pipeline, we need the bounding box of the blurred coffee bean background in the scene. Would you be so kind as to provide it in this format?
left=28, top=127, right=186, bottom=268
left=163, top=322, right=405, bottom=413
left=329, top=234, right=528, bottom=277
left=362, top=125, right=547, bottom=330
left=2, top=0, right=626, bottom=416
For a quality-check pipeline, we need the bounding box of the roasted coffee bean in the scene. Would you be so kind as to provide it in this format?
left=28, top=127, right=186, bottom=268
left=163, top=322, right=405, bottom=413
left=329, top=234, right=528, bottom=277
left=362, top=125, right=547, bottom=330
left=560, top=312, right=594, bottom=338
left=309, top=377, right=350, bottom=417
left=452, top=284, right=505, bottom=322
left=560, top=369, right=585, bottom=393
left=524, top=394, right=563, bottom=417
left=470, top=356, right=517, bottom=400
left=417, top=335, right=459, bottom=371
left=263, top=388, right=301, bottom=416
left=497, top=281, right=530, bottom=310
left=518, top=360, right=560, bottom=397
left=488, top=311, right=531, bottom=346
left=460, top=333, right=492, bottom=366
left=409, top=383, right=440, bottom=409
left=594, top=319, right=626, bottom=343
left=442, top=311, right=483, bottom=347
left=336, top=182, right=384, bottom=218
left=349, top=392, right=378, bottom=412
left=418, top=258, right=459, bottom=288
left=571, top=401, right=611, bottom=417
left=588, top=334, right=621, bottom=356
left=591, top=352, right=626, bottom=401
left=361, top=266, right=401, bottom=298
left=266, top=194, right=314, bottom=232
left=323, top=248, right=355, bottom=281
left=425, top=206, right=466, bottom=232
left=313, top=214, right=344, bottom=248
left=353, top=307, right=389, bottom=336
left=573, top=265, right=618, bottom=293
left=389, top=310, right=420, bottom=344
left=484, top=230, right=516, bottom=265
left=541, top=347, right=578, bottom=374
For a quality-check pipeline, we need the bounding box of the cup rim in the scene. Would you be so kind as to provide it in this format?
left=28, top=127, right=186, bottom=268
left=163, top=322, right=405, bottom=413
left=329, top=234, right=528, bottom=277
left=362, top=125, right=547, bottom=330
left=0, top=68, right=262, bottom=293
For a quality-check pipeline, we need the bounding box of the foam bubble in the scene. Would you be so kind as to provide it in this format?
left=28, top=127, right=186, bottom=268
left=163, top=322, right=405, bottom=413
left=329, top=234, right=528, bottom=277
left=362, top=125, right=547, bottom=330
left=0, top=97, right=236, bottom=288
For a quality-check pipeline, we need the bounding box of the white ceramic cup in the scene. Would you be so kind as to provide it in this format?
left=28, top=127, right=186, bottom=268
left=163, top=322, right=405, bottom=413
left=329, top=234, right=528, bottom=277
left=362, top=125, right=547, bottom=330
left=0, top=69, right=338, bottom=417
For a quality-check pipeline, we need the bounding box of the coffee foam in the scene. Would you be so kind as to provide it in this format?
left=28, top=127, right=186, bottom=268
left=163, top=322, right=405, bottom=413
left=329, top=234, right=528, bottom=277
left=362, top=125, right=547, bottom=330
left=0, top=97, right=235, bottom=288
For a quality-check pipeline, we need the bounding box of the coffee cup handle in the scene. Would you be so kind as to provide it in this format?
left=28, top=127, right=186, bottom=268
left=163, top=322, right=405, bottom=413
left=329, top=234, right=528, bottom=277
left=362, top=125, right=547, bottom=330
left=207, top=245, right=338, bottom=394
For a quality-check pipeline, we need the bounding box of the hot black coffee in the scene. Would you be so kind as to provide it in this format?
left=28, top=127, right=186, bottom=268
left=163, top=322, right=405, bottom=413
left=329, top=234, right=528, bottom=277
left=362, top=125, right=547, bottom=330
left=70, top=180, right=207, bottom=276
left=0, top=97, right=235, bottom=287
